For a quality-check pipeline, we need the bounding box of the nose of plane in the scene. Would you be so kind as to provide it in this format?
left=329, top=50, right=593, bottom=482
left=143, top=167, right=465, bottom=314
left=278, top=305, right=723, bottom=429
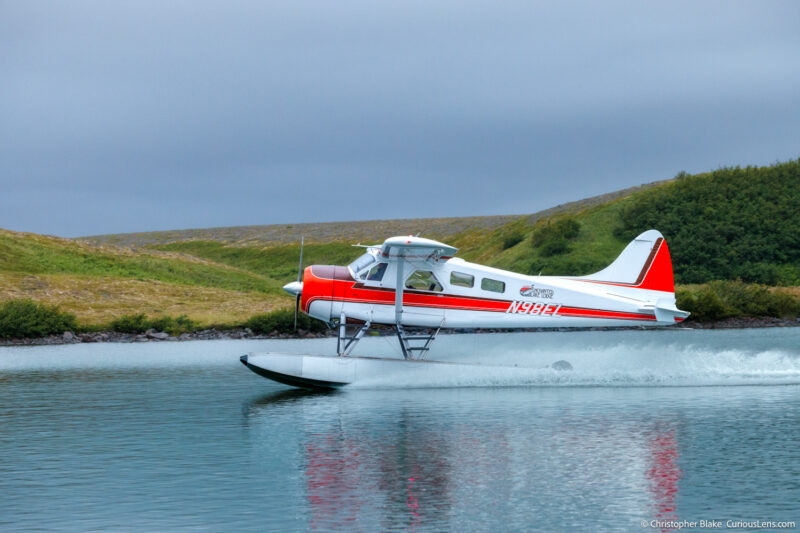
left=282, top=280, right=303, bottom=297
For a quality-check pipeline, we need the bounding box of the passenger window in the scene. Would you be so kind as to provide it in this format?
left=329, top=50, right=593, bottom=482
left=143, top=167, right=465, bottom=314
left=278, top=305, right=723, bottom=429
left=366, top=263, right=387, bottom=281
left=481, top=278, right=505, bottom=293
left=405, top=270, right=443, bottom=292
left=450, top=271, right=474, bottom=288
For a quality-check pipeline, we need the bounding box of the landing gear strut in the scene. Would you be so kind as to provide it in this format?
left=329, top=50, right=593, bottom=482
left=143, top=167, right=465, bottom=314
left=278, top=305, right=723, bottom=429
left=395, top=323, right=441, bottom=360
left=337, top=312, right=371, bottom=356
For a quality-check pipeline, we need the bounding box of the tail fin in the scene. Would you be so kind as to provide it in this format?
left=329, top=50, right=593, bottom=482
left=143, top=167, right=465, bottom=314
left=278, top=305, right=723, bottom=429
left=580, top=230, right=689, bottom=323
left=580, top=230, right=675, bottom=293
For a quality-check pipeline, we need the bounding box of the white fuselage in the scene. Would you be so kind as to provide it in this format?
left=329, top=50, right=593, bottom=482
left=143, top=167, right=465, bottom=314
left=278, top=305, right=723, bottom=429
left=303, top=253, right=684, bottom=329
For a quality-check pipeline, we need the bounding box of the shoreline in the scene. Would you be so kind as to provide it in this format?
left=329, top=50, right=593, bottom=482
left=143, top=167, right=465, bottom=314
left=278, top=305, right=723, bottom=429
left=1, top=316, right=798, bottom=347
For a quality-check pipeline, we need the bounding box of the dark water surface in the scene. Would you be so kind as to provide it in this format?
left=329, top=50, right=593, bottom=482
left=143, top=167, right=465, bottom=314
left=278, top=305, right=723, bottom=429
left=1, top=329, right=799, bottom=531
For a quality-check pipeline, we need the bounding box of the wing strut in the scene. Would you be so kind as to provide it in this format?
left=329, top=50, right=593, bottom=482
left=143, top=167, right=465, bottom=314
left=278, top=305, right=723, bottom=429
left=394, top=252, right=404, bottom=324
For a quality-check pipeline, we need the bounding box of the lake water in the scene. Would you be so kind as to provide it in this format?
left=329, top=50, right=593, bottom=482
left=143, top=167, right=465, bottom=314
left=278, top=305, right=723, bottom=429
left=1, top=328, right=799, bottom=532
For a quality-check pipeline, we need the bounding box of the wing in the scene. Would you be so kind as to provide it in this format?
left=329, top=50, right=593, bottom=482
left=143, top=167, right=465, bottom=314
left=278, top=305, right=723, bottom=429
left=379, top=236, right=458, bottom=261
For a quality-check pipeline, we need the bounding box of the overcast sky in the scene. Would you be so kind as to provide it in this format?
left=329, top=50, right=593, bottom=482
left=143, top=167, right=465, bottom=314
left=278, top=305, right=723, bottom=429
left=2, top=1, right=799, bottom=237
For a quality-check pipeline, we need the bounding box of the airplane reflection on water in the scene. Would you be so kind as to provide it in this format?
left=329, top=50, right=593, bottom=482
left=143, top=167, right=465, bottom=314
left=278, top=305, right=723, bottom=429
left=243, top=390, right=681, bottom=531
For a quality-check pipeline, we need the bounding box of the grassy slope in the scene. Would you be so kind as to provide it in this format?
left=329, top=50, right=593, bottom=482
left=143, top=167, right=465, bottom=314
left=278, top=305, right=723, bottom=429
left=149, top=192, right=639, bottom=284
left=149, top=241, right=361, bottom=283
left=0, top=271, right=279, bottom=326
left=144, top=182, right=665, bottom=284
left=0, top=229, right=287, bottom=326
left=0, top=230, right=284, bottom=293
left=453, top=199, right=630, bottom=275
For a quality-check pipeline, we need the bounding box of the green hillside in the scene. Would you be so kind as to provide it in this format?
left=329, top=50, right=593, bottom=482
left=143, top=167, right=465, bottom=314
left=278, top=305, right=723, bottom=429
left=0, top=229, right=287, bottom=326
left=0, top=230, right=283, bottom=294
left=2, top=158, right=799, bottom=332
left=615, top=163, right=800, bottom=284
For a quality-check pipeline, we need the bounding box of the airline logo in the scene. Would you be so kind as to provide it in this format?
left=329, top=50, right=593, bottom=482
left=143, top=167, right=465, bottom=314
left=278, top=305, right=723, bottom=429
left=506, top=301, right=562, bottom=316
left=519, top=285, right=554, bottom=299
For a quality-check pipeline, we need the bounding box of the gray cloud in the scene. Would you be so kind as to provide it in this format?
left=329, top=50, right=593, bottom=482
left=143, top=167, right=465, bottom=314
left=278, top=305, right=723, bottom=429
left=2, top=1, right=799, bottom=236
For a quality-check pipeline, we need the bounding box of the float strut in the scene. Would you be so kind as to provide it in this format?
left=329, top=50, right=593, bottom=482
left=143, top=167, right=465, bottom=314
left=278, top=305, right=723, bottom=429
left=395, top=322, right=441, bottom=360
left=337, top=312, right=371, bottom=356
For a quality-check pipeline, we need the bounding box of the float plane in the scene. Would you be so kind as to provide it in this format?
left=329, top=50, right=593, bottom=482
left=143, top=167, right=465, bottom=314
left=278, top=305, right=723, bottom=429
left=241, top=230, right=689, bottom=388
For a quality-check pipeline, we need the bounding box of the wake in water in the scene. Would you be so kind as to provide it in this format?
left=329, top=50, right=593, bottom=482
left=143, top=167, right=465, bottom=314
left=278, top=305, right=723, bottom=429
left=1, top=327, right=798, bottom=388
left=351, top=328, right=800, bottom=388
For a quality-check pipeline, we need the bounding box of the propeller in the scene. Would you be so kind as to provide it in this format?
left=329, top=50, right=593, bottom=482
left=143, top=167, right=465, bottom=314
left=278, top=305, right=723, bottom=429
left=294, top=236, right=304, bottom=331
left=281, top=238, right=305, bottom=329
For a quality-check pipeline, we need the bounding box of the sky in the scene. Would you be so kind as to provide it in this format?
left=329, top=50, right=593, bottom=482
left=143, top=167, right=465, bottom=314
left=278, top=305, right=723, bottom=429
left=2, top=1, right=799, bottom=238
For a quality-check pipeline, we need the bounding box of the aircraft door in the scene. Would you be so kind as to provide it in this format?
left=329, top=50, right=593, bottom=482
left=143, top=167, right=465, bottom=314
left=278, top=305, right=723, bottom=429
left=400, top=269, right=446, bottom=327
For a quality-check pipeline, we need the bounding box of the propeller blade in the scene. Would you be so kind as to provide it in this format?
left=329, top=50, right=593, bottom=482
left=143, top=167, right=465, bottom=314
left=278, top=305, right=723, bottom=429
left=294, top=293, right=301, bottom=331
left=297, top=236, right=304, bottom=282
left=295, top=237, right=304, bottom=331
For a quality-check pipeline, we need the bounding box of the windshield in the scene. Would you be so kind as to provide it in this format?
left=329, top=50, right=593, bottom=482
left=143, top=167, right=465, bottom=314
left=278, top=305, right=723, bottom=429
left=347, top=253, right=376, bottom=275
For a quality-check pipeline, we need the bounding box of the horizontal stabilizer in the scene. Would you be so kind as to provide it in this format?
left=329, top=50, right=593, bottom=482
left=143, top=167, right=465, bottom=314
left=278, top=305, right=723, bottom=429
left=639, top=298, right=691, bottom=323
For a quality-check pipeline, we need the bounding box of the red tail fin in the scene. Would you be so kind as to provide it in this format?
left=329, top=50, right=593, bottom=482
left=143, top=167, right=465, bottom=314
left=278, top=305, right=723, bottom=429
left=579, top=230, right=676, bottom=293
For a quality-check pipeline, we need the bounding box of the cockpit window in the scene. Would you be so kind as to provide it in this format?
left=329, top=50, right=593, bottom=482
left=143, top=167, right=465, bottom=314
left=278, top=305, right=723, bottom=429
left=348, top=253, right=375, bottom=275
left=405, top=270, right=443, bottom=292
left=365, top=262, right=388, bottom=281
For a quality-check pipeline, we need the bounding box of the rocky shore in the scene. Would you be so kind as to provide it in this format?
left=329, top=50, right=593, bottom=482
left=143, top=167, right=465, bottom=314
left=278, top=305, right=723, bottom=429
left=0, top=328, right=333, bottom=346
left=675, top=316, right=800, bottom=329
left=1, top=316, right=797, bottom=347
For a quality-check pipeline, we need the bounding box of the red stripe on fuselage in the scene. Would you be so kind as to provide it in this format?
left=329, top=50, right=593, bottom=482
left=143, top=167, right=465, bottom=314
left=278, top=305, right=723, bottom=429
left=556, top=306, right=657, bottom=321
left=304, top=277, right=656, bottom=321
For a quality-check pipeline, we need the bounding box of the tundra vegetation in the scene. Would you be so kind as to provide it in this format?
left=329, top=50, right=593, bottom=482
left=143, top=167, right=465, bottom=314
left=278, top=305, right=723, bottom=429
left=0, top=299, right=77, bottom=339
left=108, top=313, right=198, bottom=335
left=615, top=162, right=800, bottom=285
left=244, top=309, right=328, bottom=335
left=0, top=159, right=798, bottom=338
